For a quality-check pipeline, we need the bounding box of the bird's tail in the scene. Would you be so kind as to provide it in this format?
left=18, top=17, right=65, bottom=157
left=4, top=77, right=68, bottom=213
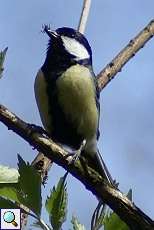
left=84, top=149, right=115, bottom=186
left=84, top=149, right=118, bottom=230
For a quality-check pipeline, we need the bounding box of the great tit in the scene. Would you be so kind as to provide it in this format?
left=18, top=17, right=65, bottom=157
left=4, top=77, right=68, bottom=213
left=34, top=26, right=112, bottom=182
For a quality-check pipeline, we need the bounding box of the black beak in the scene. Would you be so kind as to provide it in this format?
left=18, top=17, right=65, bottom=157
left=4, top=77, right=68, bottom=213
left=43, top=25, right=59, bottom=38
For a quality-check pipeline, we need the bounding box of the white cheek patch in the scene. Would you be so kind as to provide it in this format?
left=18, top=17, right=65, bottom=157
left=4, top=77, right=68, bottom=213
left=61, top=36, right=90, bottom=60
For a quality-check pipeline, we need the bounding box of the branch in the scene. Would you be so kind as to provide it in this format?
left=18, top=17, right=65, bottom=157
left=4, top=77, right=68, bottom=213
left=0, top=104, right=154, bottom=230
left=97, top=19, right=154, bottom=90
left=78, top=0, right=91, bottom=33
left=0, top=47, right=8, bottom=78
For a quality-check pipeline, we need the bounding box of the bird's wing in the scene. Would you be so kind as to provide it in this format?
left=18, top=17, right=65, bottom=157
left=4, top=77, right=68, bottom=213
left=89, top=67, right=100, bottom=140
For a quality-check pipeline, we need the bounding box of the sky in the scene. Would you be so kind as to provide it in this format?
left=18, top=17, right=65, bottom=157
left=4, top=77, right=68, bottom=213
left=0, top=0, right=154, bottom=229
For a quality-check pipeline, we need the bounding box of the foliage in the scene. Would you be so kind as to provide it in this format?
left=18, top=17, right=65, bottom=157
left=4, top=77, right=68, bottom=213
left=17, top=155, right=42, bottom=216
left=103, top=190, right=132, bottom=230
left=0, top=155, right=132, bottom=230
left=71, top=215, right=86, bottom=230
left=103, top=211, right=130, bottom=230
left=0, top=155, right=68, bottom=230
left=0, top=165, right=19, bottom=183
left=45, top=173, right=68, bottom=230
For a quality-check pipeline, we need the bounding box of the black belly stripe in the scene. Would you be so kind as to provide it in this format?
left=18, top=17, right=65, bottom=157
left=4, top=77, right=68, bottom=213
left=43, top=70, right=83, bottom=149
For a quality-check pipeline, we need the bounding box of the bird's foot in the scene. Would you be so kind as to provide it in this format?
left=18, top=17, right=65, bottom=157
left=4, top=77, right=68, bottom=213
left=67, top=140, right=86, bottom=164
left=112, top=179, right=119, bottom=188
left=27, top=123, right=50, bottom=138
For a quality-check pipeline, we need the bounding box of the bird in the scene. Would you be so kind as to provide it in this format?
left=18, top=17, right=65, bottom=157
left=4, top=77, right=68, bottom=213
left=34, top=25, right=113, bottom=183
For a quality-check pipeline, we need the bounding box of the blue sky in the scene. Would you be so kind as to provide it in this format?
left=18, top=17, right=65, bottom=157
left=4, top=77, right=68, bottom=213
left=1, top=1, right=154, bottom=229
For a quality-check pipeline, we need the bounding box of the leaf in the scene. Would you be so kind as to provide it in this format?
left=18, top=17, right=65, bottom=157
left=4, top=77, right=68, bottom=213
left=17, top=155, right=42, bottom=216
left=0, top=184, right=21, bottom=203
left=0, top=165, right=19, bottom=183
left=0, top=196, right=19, bottom=209
left=71, top=216, right=86, bottom=230
left=0, top=47, right=8, bottom=78
left=103, top=190, right=132, bottom=230
left=103, top=211, right=130, bottom=230
left=45, top=172, right=68, bottom=230
left=0, top=165, right=23, bottom=204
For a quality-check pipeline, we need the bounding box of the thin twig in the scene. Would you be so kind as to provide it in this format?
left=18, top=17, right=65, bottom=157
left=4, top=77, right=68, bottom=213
left=78, top=0, right=91, bottom=33
left=0, top=104, right=154, bottom=230
left=97, top=19, right=154, bottom=90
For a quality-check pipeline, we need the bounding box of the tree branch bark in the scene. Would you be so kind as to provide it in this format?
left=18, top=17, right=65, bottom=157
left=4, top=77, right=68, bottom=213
left=97, top=19, right=154, bottom=90
left=78, top=0, right=91, bottom=34
left=0, top=104, right=154, bottom=230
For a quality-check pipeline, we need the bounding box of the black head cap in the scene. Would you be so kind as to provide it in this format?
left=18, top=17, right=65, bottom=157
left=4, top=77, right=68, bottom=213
left=44, top=25, right=92, bottom=64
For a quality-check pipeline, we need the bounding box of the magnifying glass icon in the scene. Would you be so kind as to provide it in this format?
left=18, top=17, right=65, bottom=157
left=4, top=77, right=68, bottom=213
left=3, top=211, right=18, bottom=227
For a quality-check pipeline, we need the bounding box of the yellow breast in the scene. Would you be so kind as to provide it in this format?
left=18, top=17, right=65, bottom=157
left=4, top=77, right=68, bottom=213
left=56, top=65, right=98, bottom=138
left=34, top=69, right=52, bottom=133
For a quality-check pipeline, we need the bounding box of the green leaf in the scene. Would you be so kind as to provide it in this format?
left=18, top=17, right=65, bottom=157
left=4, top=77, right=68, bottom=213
left=0, top=165, right=23, bottom=204
left=71, top=216, right=86, bottom=230
left=0, top=196, right=19, bottom=209
left=103, top=190, right=132, bottom=230
left=0, top=184, right=21, bottom=203
left=104, top=211, right=130, bottom=230
left=0, top=165, right=19, bottom=183
left=17, top=155, right=42, bottom=216
left=0, top=47, right=8, bottom=78
left=45, top=173, right=68, bottom=230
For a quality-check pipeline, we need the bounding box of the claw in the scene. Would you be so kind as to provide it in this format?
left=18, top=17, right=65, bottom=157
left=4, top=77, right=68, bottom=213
left=67, top=139, right=86, bottom=164
left=28, top=124, right=50, bottom=137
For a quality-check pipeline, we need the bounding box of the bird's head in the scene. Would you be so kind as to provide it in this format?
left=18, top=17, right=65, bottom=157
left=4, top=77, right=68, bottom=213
left=44, top=25, right=92, bottom=65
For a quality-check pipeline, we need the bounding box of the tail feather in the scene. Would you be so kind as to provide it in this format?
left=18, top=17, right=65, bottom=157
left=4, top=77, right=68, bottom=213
left=84, top=149, right=118, bottom=229
left=84, top=149, right=114, bottom=185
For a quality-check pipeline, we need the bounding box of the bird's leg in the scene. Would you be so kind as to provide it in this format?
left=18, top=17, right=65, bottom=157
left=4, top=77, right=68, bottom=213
left=28, top=123, right=50, bottom=138
left=67, top=139, right=86, bottom=164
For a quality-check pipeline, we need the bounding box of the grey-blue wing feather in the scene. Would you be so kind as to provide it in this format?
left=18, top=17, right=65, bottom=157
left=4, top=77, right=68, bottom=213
left=86, top=68, right=114, bottom=184
left=90, top=67, right=100, bottom=140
